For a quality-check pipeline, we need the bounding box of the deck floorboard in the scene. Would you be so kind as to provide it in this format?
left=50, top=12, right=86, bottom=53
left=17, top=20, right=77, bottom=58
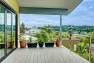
left=1, top=46, right=89, bottom=63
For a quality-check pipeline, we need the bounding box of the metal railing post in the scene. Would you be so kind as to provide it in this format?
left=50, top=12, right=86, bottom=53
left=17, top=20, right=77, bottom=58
left=89, top=37, right=91, bottom=63
left=68, top=26, right=72, bottom=52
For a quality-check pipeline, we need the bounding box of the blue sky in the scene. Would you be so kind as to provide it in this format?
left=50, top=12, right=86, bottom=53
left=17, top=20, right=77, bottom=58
left=20, top=0, right=94, bottom=27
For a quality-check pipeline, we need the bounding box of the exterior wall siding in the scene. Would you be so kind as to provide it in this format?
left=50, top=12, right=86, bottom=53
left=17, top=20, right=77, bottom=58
left=4, top=0, right=19, bottom=13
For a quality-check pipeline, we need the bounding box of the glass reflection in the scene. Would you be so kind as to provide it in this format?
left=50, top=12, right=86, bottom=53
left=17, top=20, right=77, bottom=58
left=0, top=5, right=5, bottom=59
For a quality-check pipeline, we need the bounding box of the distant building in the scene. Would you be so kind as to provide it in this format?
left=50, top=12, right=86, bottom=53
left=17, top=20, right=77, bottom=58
left=25, top=27, right=40, bottom=35
left=24, top=28, right=31, bottom=40
left=29, top=27, right=40, bottom=35
left=24, top=27, right=39, bottom=41
left=22, top=34, right=30, bottom=40
left=25, top=28, right=31, bottom=34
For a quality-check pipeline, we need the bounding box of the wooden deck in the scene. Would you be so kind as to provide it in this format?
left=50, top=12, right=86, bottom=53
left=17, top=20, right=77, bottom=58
left=1, top=46, right=89, bottom=63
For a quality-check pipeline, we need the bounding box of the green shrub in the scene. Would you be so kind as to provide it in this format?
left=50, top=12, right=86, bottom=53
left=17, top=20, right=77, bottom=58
left=76, top=37, right=88, bottom=54
left=80, top=37, right=89, bottom=43
left=0, top=33, right=4, bottom=43
left=62, top=33, right=69, bottom=38
left=91, top=53, right=94, bottom=63
left=88, top=31, right=94, bottom=36
left=49, top=34, right=54, bottom=42
left=34, top=33, right=40, bottom=38
left=29, top=37, right=32, bottom=43
left=88, top=31, right=94, bottom=43
left=41, top=25, right=53, bottom=34
left=37, top=30, right=49, bottom=43
left=7, top=35, right=11, bottom=41
left=53, top=31, right=60, bottom=39
left=19, top=35, right=26, bottom=41
left=55, top=31, right=60, bottom=36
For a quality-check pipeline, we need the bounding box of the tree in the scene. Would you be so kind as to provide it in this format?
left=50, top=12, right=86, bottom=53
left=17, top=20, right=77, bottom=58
left=20, top=23, right=25, bottom=33
left=41, top=25, right=53, bottom=34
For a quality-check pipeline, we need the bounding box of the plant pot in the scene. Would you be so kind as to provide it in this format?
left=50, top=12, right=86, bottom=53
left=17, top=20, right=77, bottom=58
left=7, top=41, right=14, bottom=48
left=56, top=39, right=61, bottom=47
left=20, top=40, right=27, bottom=48
left=39, top=42, right=44, bottom=47
left=27, top=43, right=37, bottom=48
left=45, top=42, right=54, bottom=47
left=0, top=43, right=5, bottom=49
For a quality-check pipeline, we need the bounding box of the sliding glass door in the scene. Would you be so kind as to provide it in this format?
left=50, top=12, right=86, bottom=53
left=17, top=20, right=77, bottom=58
left=12, top=14, right=16, bottom=48
left=0, top=4, right=5, bottom=59
left=0, top=3, right=17, bottom=60
left=7, top=10, right=12, bottom=53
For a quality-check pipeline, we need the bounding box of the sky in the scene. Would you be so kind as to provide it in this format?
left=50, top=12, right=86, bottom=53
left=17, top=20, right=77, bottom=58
left=20, top=0, right=94, bottom=27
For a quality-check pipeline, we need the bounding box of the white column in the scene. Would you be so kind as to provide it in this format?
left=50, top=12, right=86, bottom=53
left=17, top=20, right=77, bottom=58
left=60, top=15, right=62, bottom=45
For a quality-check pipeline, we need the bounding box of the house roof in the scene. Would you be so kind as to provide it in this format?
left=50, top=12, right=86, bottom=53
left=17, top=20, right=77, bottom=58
left=17, top=0, right=83, bottom=15
left=25, top=28, right=31, bottom=31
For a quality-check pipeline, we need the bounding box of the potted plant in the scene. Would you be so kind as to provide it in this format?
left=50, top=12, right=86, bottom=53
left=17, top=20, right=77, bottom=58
left=20, top=36, right=27, bottom=48
left=45, top=34, right=54, bottom=47
left=0, top=34, right=5, bottom=49
left=7, top=35, right=14, bottom=48
left=56, top=38, right=61, bottom=47
left=37, top=30, right=49, bottom=47
left=55, top=31, right=61, bottom=47
left=27, top=36, right=37, bottom=48
left=38, top=37, right=44, bottom=47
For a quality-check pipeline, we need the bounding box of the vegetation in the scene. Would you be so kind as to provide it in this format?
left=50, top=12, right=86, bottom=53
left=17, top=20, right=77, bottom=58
left=59, top=30, right=94, bottom=63
left=74, top=31, right=94, bottom=63
left=12, top=32, right=15, bottom=41
left=19, top=36, right=26, bottom=41
left=49, top=33, right=54, bottom=42
left=62, top=33, right=69, bottom=38
left=20, top=23, right=25, bottom=33
left=49, top=25, right=94, bottom=33
left=76, top=38, right=88, bottom=53
left=41, top=25, right=53, bottom=34
left=29, top=37, right=32, bottom=43
left=53, top=31, right=60, bottom=39
left=7, top=32, right=11, bottom=41
left=88, top=31, right=94, bottom=43
left=36, top=30, right=49, bottom=43
left=0, top=32, right=4, bottom=43
left=0, top=32, right=12, bottom=43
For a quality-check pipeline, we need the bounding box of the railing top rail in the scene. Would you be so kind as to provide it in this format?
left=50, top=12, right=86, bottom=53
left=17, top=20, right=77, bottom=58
left=80, top=35, right=94, bottom=39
